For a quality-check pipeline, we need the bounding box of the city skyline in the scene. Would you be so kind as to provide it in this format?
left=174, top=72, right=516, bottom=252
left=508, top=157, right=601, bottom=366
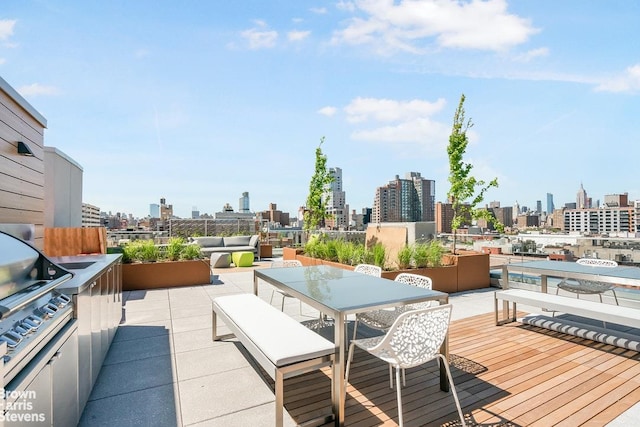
left=3, top=1, right=639, bottom=218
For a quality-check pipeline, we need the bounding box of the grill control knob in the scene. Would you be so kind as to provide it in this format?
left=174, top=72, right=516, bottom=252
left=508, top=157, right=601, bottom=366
left=40, top=303, right=59, bottom=317
left=23, top=315, right=43, bottom=329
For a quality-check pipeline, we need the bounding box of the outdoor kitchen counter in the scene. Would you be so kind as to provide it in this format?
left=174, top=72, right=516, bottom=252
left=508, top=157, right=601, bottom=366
left=52, top=253, right=122, bottom=294
left=50, top=253, right=123, bottom=414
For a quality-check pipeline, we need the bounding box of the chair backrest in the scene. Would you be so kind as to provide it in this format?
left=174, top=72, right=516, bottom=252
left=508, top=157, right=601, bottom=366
left=354, top=264, right=382, bottom=277
left=271, top=260, right=303, bottom=268
left=576, top=258, right=618, bottom=268
left=377, top=304, right=452, bottom=369
left=394, top=273, right=432, bottom=290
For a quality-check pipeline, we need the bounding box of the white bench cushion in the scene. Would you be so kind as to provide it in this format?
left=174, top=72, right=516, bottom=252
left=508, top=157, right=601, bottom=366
left=496, top=289, right=640, bottom=329
left=213, top=294, right=334, bottom=366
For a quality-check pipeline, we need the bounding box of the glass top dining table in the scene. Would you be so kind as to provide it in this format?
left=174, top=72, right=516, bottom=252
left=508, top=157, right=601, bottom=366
left=254, top=264, right=449, bottom=426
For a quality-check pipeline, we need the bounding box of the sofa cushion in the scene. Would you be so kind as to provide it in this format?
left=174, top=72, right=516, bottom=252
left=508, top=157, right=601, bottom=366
left=223, top=235, right=251, bottom=247
left=249, top=235, right=259, bottom=248
left=193, top=237, right=224, bottom=248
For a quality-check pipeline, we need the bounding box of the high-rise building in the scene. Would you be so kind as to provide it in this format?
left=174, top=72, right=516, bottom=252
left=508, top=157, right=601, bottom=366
left=372, top=172, right=435, bottom=223
left=512, top=201, right=520, bottom=222
left=536, top=200, right=542, bottom=214
left=191, top=206, right=200, bottom=219
left=81, top=203, right=101, bottom=227
left=160, top=197, right=173, bottom=221
left=326, top=167, right=348, bottom=229
left=150, top=203, right=160, bottom=218
left=577, top=183, right=588, bottom=209
left=239, top=192, right=250, bottom=213
left=546, top=193, right=554, bottom=214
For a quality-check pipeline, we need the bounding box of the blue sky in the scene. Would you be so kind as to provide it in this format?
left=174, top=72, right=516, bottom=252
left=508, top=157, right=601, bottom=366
left=2, top=1, right=639, bottom=219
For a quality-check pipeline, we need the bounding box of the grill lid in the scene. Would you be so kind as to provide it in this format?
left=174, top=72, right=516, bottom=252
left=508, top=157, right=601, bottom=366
left=0, top=231, right=73, bottom=315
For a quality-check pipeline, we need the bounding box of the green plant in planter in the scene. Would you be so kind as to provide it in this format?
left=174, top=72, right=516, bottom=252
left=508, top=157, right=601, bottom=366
left=397, top=245, right=413, bottom=269
left=166, top=237, right=185, bottom=261
left=180, top=243, right=202, bottom=260
left=369, top=243, right=386, bottom=268
left=426, top=240, right=444, bottom=267
left=139, top=240, right=160, bottom=262
left=413, top=243, right=429, bottom=268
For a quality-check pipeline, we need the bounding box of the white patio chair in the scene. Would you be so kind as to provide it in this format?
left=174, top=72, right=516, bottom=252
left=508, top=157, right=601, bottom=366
left=352, top=273, right=435, bottom=387
left=269, top=260, right=304, bottom=313
left=345, top=304, right=466, bottom=427
left=556, top=258, right=619, bottom=305
left=353, top=263, right=382, bottom=277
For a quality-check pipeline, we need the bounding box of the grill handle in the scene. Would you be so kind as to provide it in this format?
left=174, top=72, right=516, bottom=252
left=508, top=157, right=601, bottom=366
left=0, top=274, right=72, bottom=320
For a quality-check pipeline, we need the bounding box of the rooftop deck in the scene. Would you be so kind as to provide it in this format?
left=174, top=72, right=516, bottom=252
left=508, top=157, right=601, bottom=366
left=78, top=263, right=640, bottom=426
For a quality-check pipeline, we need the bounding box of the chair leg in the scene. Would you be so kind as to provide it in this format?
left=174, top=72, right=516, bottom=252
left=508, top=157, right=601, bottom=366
left=395, top=366, right=404, bottom=427
left=345, top=342, right=356, bottom=384
left=352, top=320, right=359, bottom=342
left=612, top=289, right=619, bottom=305
left=437, top=354, right=466, bottom=427
left=270, top=289, right=276, bottom=304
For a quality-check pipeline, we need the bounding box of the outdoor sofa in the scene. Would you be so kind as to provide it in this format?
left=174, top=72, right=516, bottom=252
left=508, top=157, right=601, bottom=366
left=190, top=235, right=260, bottom=259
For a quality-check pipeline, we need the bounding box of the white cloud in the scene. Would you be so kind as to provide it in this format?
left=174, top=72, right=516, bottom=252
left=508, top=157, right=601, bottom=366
left=310, top=7, right=328, bottom=15
left=595, top=64, right=640, bottom=93
left=513, top=47, right=549, bottom=62
left=343, top=96, right=449, bottom=147
left=332, top=0, right=539, bottom=54
left=0, top=19, right=16, bottom=41
left=288, top=30, right=311, bottom=42
left=344, top=97, right=446, bottom=123
left=241, top=21, right=278, bottom=49
left=18, top=83, right=61, bottom=97
left=0, top=58, right=5, bottom=65
left=336, top=1, right=356, bottom=12
left=318, top=106, right=337, bottom=116
left=351, top=117, right=448, bottom=145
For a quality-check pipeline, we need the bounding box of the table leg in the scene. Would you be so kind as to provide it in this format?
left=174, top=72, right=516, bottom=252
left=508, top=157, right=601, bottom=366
left=253, top=271, right=258, bottom=295
left=333, top=313, right=345, bottom=426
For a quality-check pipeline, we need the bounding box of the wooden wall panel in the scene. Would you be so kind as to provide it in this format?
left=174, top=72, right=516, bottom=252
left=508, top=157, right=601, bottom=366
left=0, top=82, right=46, bottom=250
left=44, top=227, right=107, bottom=256
left=0, top=171, right=42, bottom=198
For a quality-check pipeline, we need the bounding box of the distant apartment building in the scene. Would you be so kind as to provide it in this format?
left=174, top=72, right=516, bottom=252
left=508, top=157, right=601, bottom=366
left=372, top=172, right=435, bottom=223
left=478, top=206, right=513, bottom=230
left=435, top=201, right=474, bottom=234
left=160, top=197, right=173, bottom=221
left=564, top=206, right=635, bottom=233
left=604, top=193, right=629, bottom=207
left=82, top=203, right=101, bottom=227
left=239, top=192, right=250, bottom=213
left=191, top=207, right=200, bottom=219
left=516, top=213, right=540, bottom=229
left=436, top=202, right=455, bottom=234
left=551, top=208, right=565, bottom=230
left=258, top=203, right=290, bottom=227
left=325, top=167, right=348, bottom=229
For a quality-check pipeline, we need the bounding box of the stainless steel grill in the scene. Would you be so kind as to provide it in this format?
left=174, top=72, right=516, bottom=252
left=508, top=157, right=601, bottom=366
left=0, top=230, right=74, bottom=384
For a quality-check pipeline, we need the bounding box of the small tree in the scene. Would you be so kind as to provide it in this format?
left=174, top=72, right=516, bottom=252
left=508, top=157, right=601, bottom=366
left=447, top=94, right=501, bottom=254
left=303, top=137, right=334, bottom=232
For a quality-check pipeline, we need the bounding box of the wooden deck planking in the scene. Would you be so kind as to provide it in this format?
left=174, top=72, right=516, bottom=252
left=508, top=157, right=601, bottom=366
left=287, top=311, right=640, bottom=426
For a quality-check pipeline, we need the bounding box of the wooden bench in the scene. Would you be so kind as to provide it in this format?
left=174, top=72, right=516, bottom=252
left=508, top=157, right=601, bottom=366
left=495, top=289, right=640, bottom=350
left=212, top=293, right=335, bottom=427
